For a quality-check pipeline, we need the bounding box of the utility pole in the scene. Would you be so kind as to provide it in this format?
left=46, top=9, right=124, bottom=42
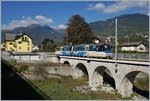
left=115, top=18, right=118, bottom=73
left=67, top=34, right=68, bottom=45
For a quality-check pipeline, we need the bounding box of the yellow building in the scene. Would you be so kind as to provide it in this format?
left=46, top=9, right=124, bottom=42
left=1, top=42, right=5, bottom=51
left=4, top=33, right=32, bottom=52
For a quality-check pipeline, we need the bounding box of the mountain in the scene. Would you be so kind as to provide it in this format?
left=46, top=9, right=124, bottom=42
left=1, top=24, right=65, bottom=44
left=89, top=13, right=149, bottom=37
left=56, top=29, right=67, bottom=35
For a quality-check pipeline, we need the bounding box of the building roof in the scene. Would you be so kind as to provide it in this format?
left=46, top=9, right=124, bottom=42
left=5, top=33, right=17, bottom=41
left=4, top=33, right=32, bottom=41
left=122, top=42, right=144, bottom=47
left=15, top=33, right=32, bottom=40
left=94, top=36, right=108, bottom=43
left=32, top=45, right=39, bottom=50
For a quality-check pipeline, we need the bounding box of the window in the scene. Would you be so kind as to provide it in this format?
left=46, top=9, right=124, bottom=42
left=139, top=48, right=144, bottom=50
left=9, top=43, right=13, bottom=45
left=22, top=36, right=27, bottom=41
left=18, top=41, right=22, bottom=44
left=25, top=37, right=27, bottom=41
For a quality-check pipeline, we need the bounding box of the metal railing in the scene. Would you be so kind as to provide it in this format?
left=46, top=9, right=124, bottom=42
left=113, top=54, right=149, bottom=62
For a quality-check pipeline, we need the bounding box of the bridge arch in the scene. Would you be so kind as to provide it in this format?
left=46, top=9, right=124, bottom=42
left=63, top=61, right=70, bottom=65
left=120, top=71, right=149, bottom=98
left=92, top=66, right=116, bottom=90
left=74, top=63, right=89, bottom=81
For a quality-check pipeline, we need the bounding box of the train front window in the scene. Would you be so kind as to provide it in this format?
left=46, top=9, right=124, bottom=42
left=100, top=45, right=105, bottom=51
left=107, top=45, right=111, bottom=50
left=105, top=45, right=111, bottom=51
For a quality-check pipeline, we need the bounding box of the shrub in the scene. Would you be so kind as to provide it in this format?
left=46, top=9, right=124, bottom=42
left=17, top=65, right=28, bottom=73
left=34, top=66, right=49, bottom=80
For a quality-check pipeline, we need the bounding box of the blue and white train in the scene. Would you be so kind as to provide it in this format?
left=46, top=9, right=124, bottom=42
left=55, top=44, right=113, bottom=58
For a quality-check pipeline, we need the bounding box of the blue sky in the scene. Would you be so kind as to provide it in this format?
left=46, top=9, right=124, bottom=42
left=1, top=1, right=149, bottom=30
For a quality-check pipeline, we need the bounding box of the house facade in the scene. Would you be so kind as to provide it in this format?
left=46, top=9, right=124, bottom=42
left=121, top=42, right=147, bottom=52
left=4, top=33, right=32, bottom=52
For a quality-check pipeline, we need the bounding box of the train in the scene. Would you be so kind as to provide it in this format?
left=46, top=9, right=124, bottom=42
left=55, top=44, right=113, bottom=58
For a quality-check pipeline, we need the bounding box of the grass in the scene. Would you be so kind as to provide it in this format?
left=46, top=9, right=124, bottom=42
left=31, top=76, right=120, bottom=100
left=134, top=77, right=149, bottom=91
left=31, top=78, right=91, bottom=100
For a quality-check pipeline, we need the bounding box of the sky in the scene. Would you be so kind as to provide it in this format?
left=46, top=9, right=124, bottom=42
left=1, top=1, right=149, bottom=30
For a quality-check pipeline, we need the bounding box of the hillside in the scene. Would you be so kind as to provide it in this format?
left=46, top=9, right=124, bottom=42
left=89, top=13, right=149, bottom=37
left=1, top=24, right=64, bottom=44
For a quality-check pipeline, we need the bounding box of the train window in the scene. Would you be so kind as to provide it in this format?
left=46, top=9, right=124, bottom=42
left=85, top=47, right=88, bottom=51
left=81, top=45, right=85, bottom=51
left=96, top=45, right=100, bottom=51
left=100, top=45, right=105, bottom=51
left=107, top=45, right=111, bottom=50
left=88, top=45, right=95, bottom=51
left=104, top=45, right=111, bottom=50
left=93, top=45, right=96, bottom=51
left=89, top=45, right=93, bottom=51
left=74, top=46, right=77, bottom=51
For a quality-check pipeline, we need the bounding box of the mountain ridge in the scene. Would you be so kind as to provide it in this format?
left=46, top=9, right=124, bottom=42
left=1, top=24, right=64, bottom=44
left=89, top=13, right=149, bottom=37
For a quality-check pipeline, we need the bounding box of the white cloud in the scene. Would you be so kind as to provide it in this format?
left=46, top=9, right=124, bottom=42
left=2, top=15, right=53, bottom=30
left=87, top=1, right=149, bottom=14
left=87, top=3, right=105, bottom=11
left=54, top=24, right=67, bottom=30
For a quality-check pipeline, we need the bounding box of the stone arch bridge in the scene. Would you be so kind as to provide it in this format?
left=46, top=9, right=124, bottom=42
left=59, top=56, right=149, bottom=97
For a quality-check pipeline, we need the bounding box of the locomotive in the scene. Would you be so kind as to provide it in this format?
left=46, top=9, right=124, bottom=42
left=55, top=43, right=112, bottom=58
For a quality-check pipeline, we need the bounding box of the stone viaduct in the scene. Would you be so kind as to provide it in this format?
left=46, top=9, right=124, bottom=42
left=59, top=56, right=149, bottom=97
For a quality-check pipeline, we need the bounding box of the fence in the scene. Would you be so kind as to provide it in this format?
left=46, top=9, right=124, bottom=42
left=114, top=54, right=149, bottom=61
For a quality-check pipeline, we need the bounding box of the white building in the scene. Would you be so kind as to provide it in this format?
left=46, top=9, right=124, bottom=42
left=121, top=42, right=147, bottom=52
left=32, top=44, right=39, bottom=52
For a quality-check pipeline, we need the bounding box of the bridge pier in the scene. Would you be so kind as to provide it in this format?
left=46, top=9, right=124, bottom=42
left=118, top=77, right=133, bottom=97
left=73, top=68, right=84, bottom=79
left=91, top=71, right=103, bottom=89
left=115, top=72, right=134, bottom=98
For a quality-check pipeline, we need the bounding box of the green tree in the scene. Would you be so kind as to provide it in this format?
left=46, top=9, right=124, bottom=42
left=42, top=38, right=50, bottom=45
left=64, top=15, right=95, bottom=45
left=41, top=38, right=57, bottom=52
left=45, top=42, right=57, bottom=52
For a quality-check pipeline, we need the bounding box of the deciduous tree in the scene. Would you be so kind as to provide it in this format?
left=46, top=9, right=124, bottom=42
left=64, top=15, right=95, bottom=45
